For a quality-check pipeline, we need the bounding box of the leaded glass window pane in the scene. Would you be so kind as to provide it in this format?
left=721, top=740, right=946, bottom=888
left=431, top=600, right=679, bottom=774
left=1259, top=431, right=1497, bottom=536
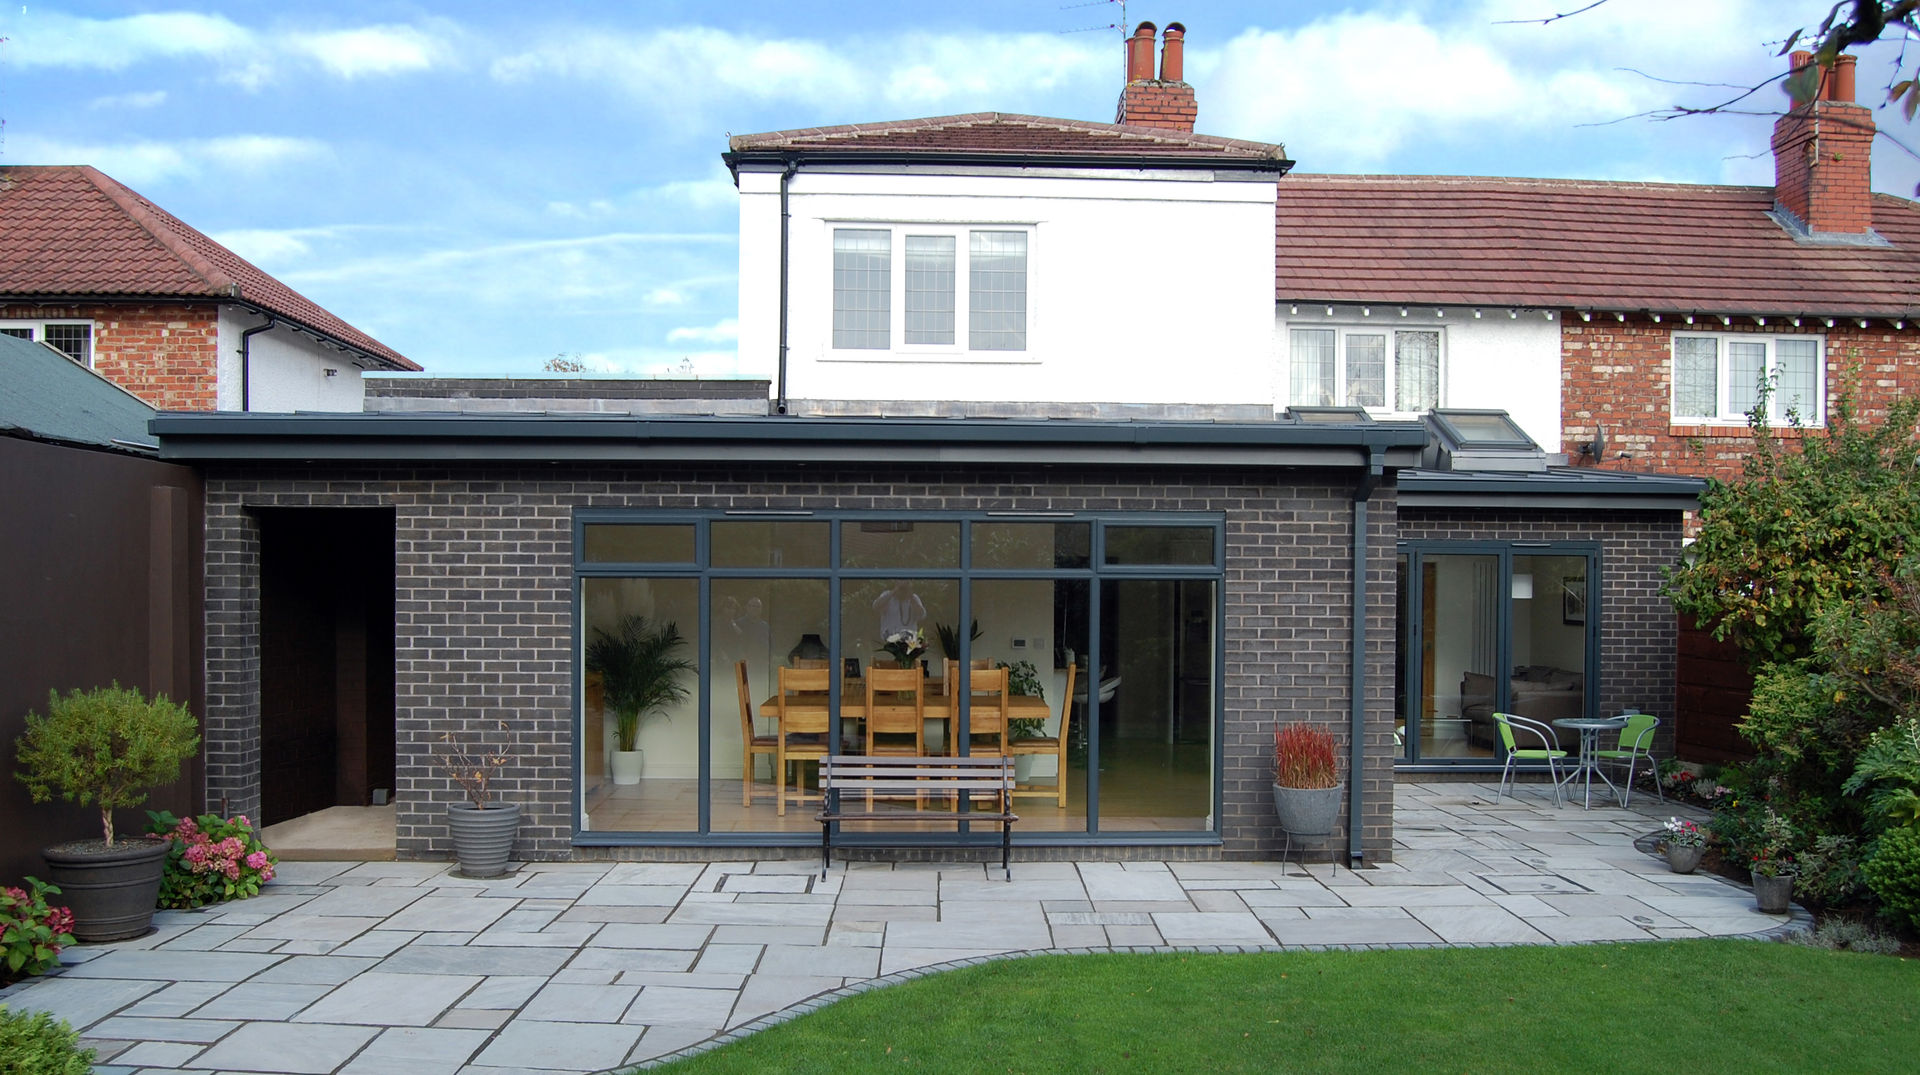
left=968, top=231, right=1027, bottom=351
left=1289, top=329, right=1335, bottom=406
left=1345, top=333, right=1386, bottom=408
left=1774, top=338, right=1820, bottom=421
left=1728, top=341, right=1768, bottom=418
left=1673, top=336, right=1718, bottom=418
left=904, top=235, right=955, bottom=345
left=832, top=229, right=890, bottom=349
left=1395, top=330, right=1440, bottom=411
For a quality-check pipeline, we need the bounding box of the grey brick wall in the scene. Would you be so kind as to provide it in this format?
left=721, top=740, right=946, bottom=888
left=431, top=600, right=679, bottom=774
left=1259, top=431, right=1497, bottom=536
left=203, top=462, right=1399, bottom=864
left=1396, top=507, right=1685, bottom=760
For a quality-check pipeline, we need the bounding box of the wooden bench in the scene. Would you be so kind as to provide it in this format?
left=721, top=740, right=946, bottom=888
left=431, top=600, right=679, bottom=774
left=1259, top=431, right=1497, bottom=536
left=815, top=755, right=1018, bottom=881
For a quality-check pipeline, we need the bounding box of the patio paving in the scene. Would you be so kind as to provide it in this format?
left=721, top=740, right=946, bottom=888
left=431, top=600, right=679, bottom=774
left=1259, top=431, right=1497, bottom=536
left=0, top=781, right=1804, bottom=1074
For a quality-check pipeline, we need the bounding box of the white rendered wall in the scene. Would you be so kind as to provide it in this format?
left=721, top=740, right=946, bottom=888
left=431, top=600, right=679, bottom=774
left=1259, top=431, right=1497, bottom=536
left=216, top=309, right=370, bottom=412
left=1273, top=305, right=1563, bottom=449
left=739, top=168, right=1278, bottom=406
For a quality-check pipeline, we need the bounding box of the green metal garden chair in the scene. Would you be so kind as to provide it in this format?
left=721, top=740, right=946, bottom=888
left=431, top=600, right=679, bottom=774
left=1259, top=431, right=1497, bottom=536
left=1494, top=712, right=1567, bottom=808
left=1590, top=713, right=1661, bottom=807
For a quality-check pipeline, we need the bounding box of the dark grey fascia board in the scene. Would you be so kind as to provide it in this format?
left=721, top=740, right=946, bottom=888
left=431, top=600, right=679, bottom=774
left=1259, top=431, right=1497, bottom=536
left=727, top=150, right=1294, bottom=181
left=150, top=412, right=1426, bottom=468
left=1399, top=470, right=1703, bottom=511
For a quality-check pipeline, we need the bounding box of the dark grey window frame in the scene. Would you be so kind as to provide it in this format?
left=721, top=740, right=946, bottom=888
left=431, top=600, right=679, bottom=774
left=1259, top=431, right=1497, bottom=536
left=571, top=510, right=1226, bottom=848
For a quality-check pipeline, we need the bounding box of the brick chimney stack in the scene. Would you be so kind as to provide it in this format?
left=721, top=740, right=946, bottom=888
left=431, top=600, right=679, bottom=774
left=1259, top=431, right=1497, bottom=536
left=1116, top=22, right=1196, bottom=132
left=1772, top=50, right=1876, bottom=236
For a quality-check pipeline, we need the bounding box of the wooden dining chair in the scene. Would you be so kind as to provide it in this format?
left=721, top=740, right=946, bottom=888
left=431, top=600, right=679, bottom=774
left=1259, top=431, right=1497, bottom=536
left=962, top=665, right=1011, bottom=760
left=1011, top=663, right=1076, bottom=807
left=776, top=665, right=832, bottom=816
left=736, top=660, right=778, bottom=807
left=865, top=666, right=927, bottom=758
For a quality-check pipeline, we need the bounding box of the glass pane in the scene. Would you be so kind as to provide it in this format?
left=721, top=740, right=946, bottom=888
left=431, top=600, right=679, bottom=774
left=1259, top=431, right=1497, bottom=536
left=1095, top=578, right=1213, bottom=831
left=1289, top=328, right=1335, bottom=406
left=42, top=324, right=92, bottom=365
left=971, top=521, right=1091, bottom=570
left=1673, top=336, right=1718, bottom=417
left=582, top=524, right=695, bottom=564
left=1394, top=330, right=1440, bottom=411
left=581, top=578, right=700, bottom=833
left=1728, top=341, right=1768, bottom=418
left=843, top=578, right=954, bottom=761
left=711, top=521, right=830, bottom=568
left=904, top=235, right=956, bottom=345
left=1344, top=333, right=1386, bottom=408
left=1512, top=555, right=1589, bottom=748
left=832, top=228, right=890, bottom=350
left=1773, top=338, right=1820, bottom=422
left=1417, top=554, right=1499, bottom=761
left=1394, top=555, right=1410, bottom=761
left=708, top=578, right=831, bottom=834
left=1103, top=526, right=1214, bottom=566
left=839, top=520, right=960, bottom=569
left=0, top=327, right=34, bottom=339
left=973, top=578, right=1090, bottom=832
left=968, top=231, right=1027, bottom=351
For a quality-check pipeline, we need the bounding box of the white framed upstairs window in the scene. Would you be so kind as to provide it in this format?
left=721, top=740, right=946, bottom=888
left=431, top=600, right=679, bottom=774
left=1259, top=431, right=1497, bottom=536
left=1672, top=333, right=1823, bottom=425
left=1, top=320, right=94, bottom=367
left=830, top=225, right=1030, bottom=356
left=1289, top=326, right=1440, bottom=412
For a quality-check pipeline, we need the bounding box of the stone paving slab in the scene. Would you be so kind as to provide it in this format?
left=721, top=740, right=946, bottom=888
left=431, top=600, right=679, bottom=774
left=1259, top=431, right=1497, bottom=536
left=0, top=783, right=1807, bottom=1075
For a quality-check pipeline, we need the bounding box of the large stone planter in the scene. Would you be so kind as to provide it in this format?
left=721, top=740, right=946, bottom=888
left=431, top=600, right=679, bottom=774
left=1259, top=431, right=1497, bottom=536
left=1272, top=783, right=1343, bottom=836
left=1754, top=872, right=1794, bottom=914
left=41, top=837, right=171, bottom=942
left=447, top=802, right=521, bottom=879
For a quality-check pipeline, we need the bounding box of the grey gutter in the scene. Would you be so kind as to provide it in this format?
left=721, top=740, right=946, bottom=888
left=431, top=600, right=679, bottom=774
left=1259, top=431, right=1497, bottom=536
left=238, top=315, right=275, bottom=412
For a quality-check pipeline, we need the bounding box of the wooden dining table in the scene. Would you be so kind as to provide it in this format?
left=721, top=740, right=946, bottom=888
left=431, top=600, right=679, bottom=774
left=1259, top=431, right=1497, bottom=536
left=757, top=678, right=1051, bottom=724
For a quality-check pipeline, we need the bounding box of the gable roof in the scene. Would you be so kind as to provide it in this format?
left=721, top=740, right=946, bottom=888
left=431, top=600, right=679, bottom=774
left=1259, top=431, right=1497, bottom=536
left=0, top=165, right=419, bottom=370
left=726, top=112, right=1289, bottom=171
left=1275, top=174, right=1920, bottom=318
left=0, top=332, right=156, bottom=452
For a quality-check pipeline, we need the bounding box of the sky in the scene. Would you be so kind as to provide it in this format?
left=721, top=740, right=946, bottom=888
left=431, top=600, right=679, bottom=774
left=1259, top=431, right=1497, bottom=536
left=3, top=1, right=1916, bottom=378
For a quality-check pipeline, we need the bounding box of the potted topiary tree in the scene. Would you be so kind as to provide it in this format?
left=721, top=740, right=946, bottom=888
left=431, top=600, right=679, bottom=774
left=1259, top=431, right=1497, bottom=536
left=1271, top=722, right=1343, bottom=841
left=584, top=615, right=695, bottom=784
left=13, top=683, right=199, bottom=941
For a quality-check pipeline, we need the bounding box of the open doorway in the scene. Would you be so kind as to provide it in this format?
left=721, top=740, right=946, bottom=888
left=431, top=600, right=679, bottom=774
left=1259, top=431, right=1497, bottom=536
left=256, top=508, right=396, bottom=827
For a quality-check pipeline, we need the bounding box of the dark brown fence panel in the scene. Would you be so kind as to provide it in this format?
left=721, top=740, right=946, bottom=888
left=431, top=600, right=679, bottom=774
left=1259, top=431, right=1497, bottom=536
left=1675, top=615, right=1754, bottom=763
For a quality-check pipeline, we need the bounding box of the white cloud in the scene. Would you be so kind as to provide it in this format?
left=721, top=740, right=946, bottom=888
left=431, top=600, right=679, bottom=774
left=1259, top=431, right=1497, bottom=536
left=285, top=25, right=451, bottom=79
left=198, top=136, right=331, bottom=171
left=89, top=91, right=169, bottom=110
left=666, top=318, right=739, bottom=344
left=645, top=288, right=688, bottom=307
left=206, top=227, right=345, bottom=265
left=283, top=231, right=734, bottom=287
left=6, top=12, right=252, bottom=69
left=7, top=134, right=327, bottom=185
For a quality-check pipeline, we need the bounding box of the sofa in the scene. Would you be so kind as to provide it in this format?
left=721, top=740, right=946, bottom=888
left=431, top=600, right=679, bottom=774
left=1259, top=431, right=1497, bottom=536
left=1460, top=666, right=1585, bottom=750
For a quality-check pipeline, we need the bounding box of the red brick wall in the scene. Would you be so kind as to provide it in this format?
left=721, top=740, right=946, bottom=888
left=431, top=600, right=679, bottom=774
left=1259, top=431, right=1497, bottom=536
left=1561, top=314, right=1920, bottom=483
left=1115, top=82, right=1197, bottom=132
left=1771, top=101, right=1875, bottom=234
left=0, top=302, right=219, bottom=411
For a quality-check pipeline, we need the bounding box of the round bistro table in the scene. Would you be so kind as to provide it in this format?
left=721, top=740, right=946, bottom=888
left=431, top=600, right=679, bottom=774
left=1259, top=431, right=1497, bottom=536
left=1551, top=715, right=1631, bottom=809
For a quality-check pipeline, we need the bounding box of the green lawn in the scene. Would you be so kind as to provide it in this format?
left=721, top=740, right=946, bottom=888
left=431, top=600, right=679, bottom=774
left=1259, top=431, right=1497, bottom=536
left=650, top=941, right=1917, bottom=1073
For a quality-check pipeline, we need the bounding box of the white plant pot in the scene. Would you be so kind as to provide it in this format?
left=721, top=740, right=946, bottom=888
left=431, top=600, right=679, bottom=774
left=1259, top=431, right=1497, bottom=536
left=1014, top=754, right=1037, bottom=782
left=611, top=749, right=644, bottom=785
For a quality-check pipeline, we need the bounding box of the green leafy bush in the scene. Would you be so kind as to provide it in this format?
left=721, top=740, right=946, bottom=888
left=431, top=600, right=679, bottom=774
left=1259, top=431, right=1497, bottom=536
left=0, top=1007, right=94, bottom=1075
left=146, top=811, right=278, bottom=909
left=13, top=683, right=199, bottom=846
left=1793, top=918, right=1903, bottom=956
left=1845, top=717, right=1920, bottom=832
left=1861, top=826, right=1920, bottom=932
left=1794, top=835, right=1867, bottom=908
left=0, top=879, right=75, bottom=983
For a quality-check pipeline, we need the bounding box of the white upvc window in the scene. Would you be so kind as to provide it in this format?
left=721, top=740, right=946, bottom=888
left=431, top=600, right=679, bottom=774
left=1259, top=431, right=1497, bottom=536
left=830, top=225, right=1030, bottom=355
left=1288, top=326, right=1441, bottom=412
left=1, top=320, right=94, bottom=367
left=1672, top=333, right=1824, bottom=424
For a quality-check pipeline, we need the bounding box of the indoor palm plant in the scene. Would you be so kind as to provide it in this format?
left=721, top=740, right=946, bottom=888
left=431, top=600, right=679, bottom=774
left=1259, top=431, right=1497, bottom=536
left=13, top=683, right=199, bottom=941
left=585, top=615, right=695, bottom=784
left=1271, top=722, right=1342, bottom=838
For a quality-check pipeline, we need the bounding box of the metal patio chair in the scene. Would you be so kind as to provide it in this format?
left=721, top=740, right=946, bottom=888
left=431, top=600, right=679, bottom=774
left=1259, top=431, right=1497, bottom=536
left=1493, top=712, right=1567, bottom=808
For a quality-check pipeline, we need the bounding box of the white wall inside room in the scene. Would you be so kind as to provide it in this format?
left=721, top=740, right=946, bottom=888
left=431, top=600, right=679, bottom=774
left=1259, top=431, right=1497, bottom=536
left=1513, top=555, right=1587, bottom=673
left=583, top=578, right=703, bottom=781
left=1274, top=305, right=1562, bottom=449
left=739, top=168, right=1277, bottom=407
left=217, top=309, right=369, bottom=412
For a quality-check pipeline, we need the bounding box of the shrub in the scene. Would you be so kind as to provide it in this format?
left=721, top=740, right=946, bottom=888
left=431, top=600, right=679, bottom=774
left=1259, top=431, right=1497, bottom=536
left=146, top=812, right=277, bottom=909
left=1793, top=917, right=1903, bottom=956
left=1861, top=825, right=1920, bottom=932
left=0, top=879, right=75, bottom=983
left=13, top=683, right=199, bottom=846
left=0, top=1007, right=94, bottom=1075
left=1794, top=834, right=1867, bottom=908
left=1273, top=724, right=1338, bottom=789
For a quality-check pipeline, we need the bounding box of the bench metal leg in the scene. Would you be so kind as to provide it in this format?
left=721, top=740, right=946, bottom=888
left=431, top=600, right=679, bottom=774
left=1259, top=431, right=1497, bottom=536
left=1002, top=821, right=1012, bottom=882
left=821, top=821, right=831, bottom=880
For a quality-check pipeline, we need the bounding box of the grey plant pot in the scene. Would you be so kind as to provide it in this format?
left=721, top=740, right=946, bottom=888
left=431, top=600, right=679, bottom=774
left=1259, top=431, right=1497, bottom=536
left=1665, top=843, right=1704, bottom=874
left=1753, top=872, right=1794, bottom=914
left=447, top=802, right=521, bottom=879
left=1271, top=783, right=1343, bottom=837
left=41, top=837, right=171, bottom=942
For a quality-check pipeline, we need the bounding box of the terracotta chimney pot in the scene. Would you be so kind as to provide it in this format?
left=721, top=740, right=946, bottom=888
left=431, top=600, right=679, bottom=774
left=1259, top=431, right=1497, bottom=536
left=1831, top=53, right=1857, bottom=103
left=1160, top=23, right=1186, bottom=83
left=1127, top=22, right=1157, bottom=83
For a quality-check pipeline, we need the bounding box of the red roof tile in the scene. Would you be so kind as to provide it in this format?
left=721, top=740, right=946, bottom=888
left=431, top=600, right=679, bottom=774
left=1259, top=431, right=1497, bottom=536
left=1275, top=174, right=1920, bottom=318
left=728, top=112, right=1287, bottom=164
left=0, top=165, right=418, bottom=370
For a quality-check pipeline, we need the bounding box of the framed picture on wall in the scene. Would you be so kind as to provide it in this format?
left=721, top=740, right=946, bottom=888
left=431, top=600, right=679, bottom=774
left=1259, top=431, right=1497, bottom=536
left=1563, top=578, right=1587, bottom=626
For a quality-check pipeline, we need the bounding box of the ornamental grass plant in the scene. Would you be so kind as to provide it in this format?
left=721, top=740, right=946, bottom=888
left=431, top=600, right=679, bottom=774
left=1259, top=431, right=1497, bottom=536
left=1273, top=723, right=1338, bottom=789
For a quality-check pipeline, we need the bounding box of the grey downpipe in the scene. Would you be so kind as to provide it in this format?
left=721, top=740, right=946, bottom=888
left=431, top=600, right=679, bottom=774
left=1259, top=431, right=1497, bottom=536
left=1349, top=446, right=1385, bottom=865
left=239, top=316, right=276, bottom=412
left=776, top=158, right=797, bottom=415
